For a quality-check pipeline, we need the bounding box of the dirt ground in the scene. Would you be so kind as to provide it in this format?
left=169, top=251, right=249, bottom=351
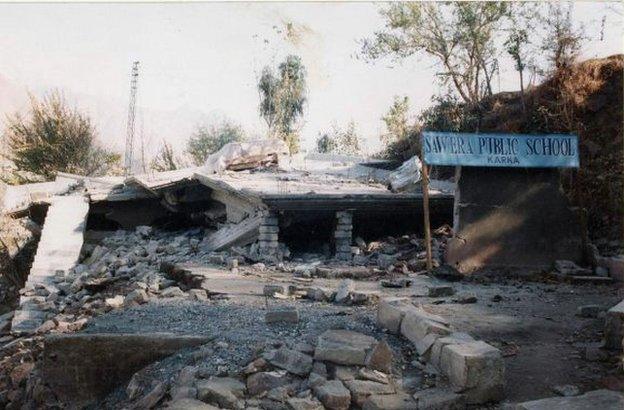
left=84, top=264, right=624, bottom=405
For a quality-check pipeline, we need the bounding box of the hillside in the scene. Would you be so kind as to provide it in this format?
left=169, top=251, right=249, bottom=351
left=472, top=55, right=623, bottom=239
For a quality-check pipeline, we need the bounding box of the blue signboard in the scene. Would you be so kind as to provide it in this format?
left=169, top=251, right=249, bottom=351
left=422, top=131, right=579, bottom=168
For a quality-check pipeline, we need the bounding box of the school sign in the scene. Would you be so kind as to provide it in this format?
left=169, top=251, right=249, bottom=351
left=422, top=131, right=579, bottom=168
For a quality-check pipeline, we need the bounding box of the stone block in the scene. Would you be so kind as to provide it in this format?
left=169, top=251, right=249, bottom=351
left=265, top=307, right=299, bottom=324
left=313, top=379, right=351, bottom=410
left=195, top=377, right=245, bottom=409
left=263, top=284, right=288, bottom=297
left=246, top=371, right=290, bottom=396
left=265, top=347, right=313, bottom=376
left=400, top=309, right=451, bottom=354
left=362, top=393, right=417, bottom=410
left=428, top=286, right=455, bottom=297
left=605, top=299, right=624, bottom=349
left=439, top=341, right=504, bottom=404
left=377, top=298, right=412, bottom=334
left=344, top=380, right=395, bottom=406
left=259, top=225, right=279, bottom=234
left=166, top=398, right=219, bottom=409
left=598, top=256, right=624, bottom=282
left=429, top=332, right=475, bottom=369
left=314, top=329, right=377, bottom=366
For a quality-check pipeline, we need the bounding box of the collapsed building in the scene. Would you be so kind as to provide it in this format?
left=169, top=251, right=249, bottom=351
left=0, top=140, right=623, bottom=410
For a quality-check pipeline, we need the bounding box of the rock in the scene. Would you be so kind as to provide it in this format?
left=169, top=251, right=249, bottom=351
left=604, top=299, right=624, bottom=350
left=161, top=286, right=186, bottom=298
left=314, top=330, right=377, bottom=366
left=400, top=309, right=451, bottom=356
left=189, top=289, right=208, bottom=302
left=166, top=398, right=220, bottom=409
left=135, top=381, right=166, bottom=409
left=265, top=347, right=313, bottom=376
left=576, top=305, right=603, bottom=318
left=454, top=292, right=477, bottom=304
left=306, top=287, right=333, bottom=302
left=105, top=295, right=125, bottom=309
left=136, top=226, right=153, bottom=238
left=358, top=368, right=389, bottom=385
left=584, top=345, right=609, bottom=362
left=286, top=396, right=324, bottom=410
left=428, top=286, right=455, bottom=297
left=377, top=297, right=413, bottom=334
left=412, top=388, right=464, bottom=409
left=246, top=371, right=291, bottom=396
left=552, top=384, right=581, bottom=397
left=381, top=279, right=412, bottom=288
left=344, top=380, right=395, bottom=406
left=514, top=389, right=624, bottom=410
left=264, top=284, right=288, bottom=297
left=362, top=393, right=417, bottom=410
left=124, top=289, right=149, bottom=307
left=429, top=333, right=475, bottom=369
left=377, top=254, right=397, bottom=269
left=597, top=255, right=624, bottom=282
left=431, top=265, right=463, bottom=282
left=554, top=260, right=592, bottom=276
left=439, top=341, right=504, bottom=404
left=311, top=362, right=327, bottom=378
left=36, top=320, right=57, bottom=334
left=365, top=340, right=393, bottom=373
left=313, top=380, right=351, bottom=410
left=196, top=377, right=245, bottom=409
left=335, top=280, right=355, bottom=303
left=330, top=365, right=357, bottom=381
left=266, top=307, right=299, bottom=324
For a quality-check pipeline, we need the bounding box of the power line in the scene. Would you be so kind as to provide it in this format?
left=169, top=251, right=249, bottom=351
left=124, top=61, right=140, bottom=177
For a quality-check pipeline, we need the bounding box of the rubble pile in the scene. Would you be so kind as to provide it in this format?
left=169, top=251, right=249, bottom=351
left=107, top=328, right=466, bottom=410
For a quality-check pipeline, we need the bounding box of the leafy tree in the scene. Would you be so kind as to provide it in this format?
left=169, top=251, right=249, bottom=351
left=380, top=96, right=421, bottom=160
left=362, top=2, right=510, bottom=106
left=186, top=120, right=245, bottom=166
left=258, top=55, right=307, bottom=153
left=316, top=122, right=361, bottom=156
left=3, top=91, right=119, bottom=179
left=540, top=2, right=585, bottom=71
left=150, top=141, right=179, bottom=172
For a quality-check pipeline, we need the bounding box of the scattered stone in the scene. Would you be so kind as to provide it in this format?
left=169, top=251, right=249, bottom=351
left=576, top=305, right=603, bottom=318
left=412, top=387, right=464, bottom=409
left=554, top=260, right=592, bottom=276
left=431, top=265, right=463, bottom=282
left=105, top=295, right=125, bottom=309
left=196, top=377, right=246, bottom=409
left=377, top=298, right=412, bottom=334
left=335, top=280, right=355, bottom=304
left=264, top=284, right=288, bottom=297
left=124, top=289, right=149, bottom=307
left=344, top=379, right=395, bottom=406
left=454, top=292, right=477, bottom=304
left=265, top=347, right=313, bottom=376
left=135, top=381, right=166, bottom=409
left=313, top=379, right=351, bottom=410
left=365, top=339, right=393, bottom=373
left=306, top=287, right=333, bottom=302
left=314, top=330, right=377, bottom=366
left=330, top=365, right=357, bottom=381
left=381, top=279, right=412, bottom=288
left=428, top=286, right=455, bottom=297
left=265, top=307, right=299, bottom=324
left=552, top=384, right=581, bottom=397
left=161, top=286, right=186, bottom=298
left=400, top=309, right=451, bottom=356
left=189, top=289, right=208, bottom=302
left=246, top=371, right=291, bottom=396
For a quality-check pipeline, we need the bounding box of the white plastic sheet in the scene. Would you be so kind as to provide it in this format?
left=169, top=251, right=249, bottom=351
left=202, top=139, right=289, bottom=174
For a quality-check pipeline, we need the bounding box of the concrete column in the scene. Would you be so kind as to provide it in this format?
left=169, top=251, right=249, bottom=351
left=334, top=211, right=353, bottom=261
left=258, top=210, right=279, bottom=259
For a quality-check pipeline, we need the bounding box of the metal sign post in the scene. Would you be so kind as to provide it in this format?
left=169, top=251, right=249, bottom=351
left=420, top=138, right=433, bottom=272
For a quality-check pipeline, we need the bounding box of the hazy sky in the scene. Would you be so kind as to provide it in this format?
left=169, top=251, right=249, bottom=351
left=0, top=2, right=622, bottom=157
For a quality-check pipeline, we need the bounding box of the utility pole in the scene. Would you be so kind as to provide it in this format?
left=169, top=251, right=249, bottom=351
left=140, top=110, right=147, bottom=174
left=124, top=61, right=140, bottom=177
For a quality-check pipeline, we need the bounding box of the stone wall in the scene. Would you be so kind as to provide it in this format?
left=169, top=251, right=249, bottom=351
left=258, top=211, right=279, bottom=261
left=446, top=167, right=584, bottom=272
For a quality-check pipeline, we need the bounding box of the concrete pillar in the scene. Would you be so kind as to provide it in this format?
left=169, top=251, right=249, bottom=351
left=258, top=210, right=279, bottom=260
left=334, top=211, right=353, bottom=261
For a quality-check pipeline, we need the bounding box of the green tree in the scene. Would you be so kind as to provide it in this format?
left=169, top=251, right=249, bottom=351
left=316, top=121, right=361, bottom=156
left=3, top=91, right=119, bottom=179
left=186, top=120, right=245, bottom=166
left=362, top=2, right=510, bottom=105
left=540, top=2, right=585, bottom=71
left=381, top=96, right=410, bottom=146
left=258, top=55, right=307, bottom=153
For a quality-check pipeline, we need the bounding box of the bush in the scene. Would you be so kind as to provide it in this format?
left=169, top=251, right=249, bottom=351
left=186, top=120, right=246, bottom=166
